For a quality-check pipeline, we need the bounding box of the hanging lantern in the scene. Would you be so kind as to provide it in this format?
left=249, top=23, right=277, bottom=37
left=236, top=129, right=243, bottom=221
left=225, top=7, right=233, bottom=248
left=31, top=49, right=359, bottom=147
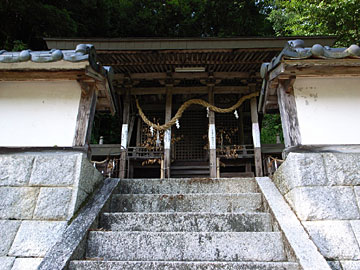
left=176, top=119, right=180, bottom=129
left=206, top=107, right=209, bottom=118
left=150, top=126, right=154, bottom=136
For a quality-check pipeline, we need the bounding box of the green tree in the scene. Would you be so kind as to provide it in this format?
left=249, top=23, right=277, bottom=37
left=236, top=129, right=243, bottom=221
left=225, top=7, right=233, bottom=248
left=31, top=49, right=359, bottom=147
left=1, top=0, right=273, bottom=50
left=0, top=0, right=77, bottom=50
left=266, top=0, right=360, bottom=46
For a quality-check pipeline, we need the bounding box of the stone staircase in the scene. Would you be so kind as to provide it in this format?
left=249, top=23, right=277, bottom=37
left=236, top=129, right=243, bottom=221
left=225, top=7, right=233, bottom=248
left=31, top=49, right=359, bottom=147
left=69, top=178, right=300, bottom=270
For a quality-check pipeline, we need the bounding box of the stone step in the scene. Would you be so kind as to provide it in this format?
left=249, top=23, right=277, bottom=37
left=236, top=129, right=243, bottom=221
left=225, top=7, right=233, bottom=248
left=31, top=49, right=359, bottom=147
left=86, top=231, right=286, bottom=262
left=100, top=212, right=272, bottom=232
left=69, top=261, right=300, bottom=270
left=116, top=178, right=256, bottom=194
left=109, top=193, right=262, bottom=213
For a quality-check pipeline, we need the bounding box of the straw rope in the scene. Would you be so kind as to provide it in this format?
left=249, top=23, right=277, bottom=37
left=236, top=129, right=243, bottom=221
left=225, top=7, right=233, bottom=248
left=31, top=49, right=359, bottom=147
left=136, top=92, right=259, bottom=131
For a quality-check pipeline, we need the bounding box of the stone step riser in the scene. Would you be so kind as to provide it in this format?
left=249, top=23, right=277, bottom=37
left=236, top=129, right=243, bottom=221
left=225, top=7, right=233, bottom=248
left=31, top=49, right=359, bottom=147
left=109, top=193, right=262, bottom=213
left=100, top=212, right=272, bottom=232
left=116, top=178, right=256, bottom=194
left=86, top=232, right=286, bottom=262
left=69, top=261, right=301, bottom=270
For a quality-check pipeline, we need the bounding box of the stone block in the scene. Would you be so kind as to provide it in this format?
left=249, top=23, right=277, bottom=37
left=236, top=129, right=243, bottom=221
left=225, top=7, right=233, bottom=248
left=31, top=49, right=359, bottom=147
left=273, top=153, right=327, bottom=195
left=9, top=221, right=66, bottom=257
left=0, top=155, right=34, bottom=186
left=0, top=257, right=15, bottom=270
left=350, top=220, right=360, bottom=245
left=78, top=157, right=103, bottom=194
left=323, top=153, right=360, bottom=186
left=303, top=221, right=360, bottom=260
left=0, top=221, right=21, bottom=256
left=0, top=187, right=39, bottom=219
left=340, top=261, right=360, bottom=270
left=29, top=153, right=82, bottom=186
left=11, top=258, right=42, bottom=270
left=353, top=187, right=360, bottom=209
left=327, top=261, right=342, bottom=270
left=285, top=186, right=360, bottom=220
left=33, top=187, right=73, bottom=220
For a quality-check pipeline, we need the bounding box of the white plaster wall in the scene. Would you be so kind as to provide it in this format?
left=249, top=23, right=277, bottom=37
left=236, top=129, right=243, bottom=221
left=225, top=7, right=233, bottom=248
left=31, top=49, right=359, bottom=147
left=294, top=77, right=360, bottom=145
left=0, top=81, right=81, bottom=147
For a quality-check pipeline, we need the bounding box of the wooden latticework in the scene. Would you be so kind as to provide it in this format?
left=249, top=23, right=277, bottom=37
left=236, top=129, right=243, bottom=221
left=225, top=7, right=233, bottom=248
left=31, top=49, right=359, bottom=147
left=173, top=110, right=207, bottom=161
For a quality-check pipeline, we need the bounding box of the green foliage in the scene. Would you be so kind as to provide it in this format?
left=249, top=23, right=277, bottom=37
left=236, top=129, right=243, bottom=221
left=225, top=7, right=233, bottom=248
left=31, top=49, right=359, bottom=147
left=261, top=114, right=283, bottom=144
left=0, top=0, right=273, bottom=50
left=266, top=0, right=360, bottom=46
left=91, top=112, right=121, bottom=144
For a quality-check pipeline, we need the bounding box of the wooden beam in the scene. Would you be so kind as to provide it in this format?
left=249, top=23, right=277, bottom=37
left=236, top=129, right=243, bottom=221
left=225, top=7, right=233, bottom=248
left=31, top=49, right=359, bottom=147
left=0, top=71, right=85, bottom=81
left=250, top=97, right=263, bottom=177
left=127, top=115, right=136, bottom=146
left=208, top=86, right=217, bottom=178
left=73, top=84, right=97, bottom=147
left=164, top=88, right=172, bottom=178
left=120, top=89, right=130, bottom=178
left=277, top=82, right=302, bottom=148
left=128, top=86, right=251, bottom=95
left=136, top=117, right=142, bottom=147
left=114, top=72, right=257, bottom=81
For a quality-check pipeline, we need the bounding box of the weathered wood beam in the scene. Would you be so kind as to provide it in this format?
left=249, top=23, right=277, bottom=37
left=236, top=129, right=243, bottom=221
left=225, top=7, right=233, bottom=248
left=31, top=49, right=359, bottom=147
left=127, top=86, right=251, bottom=95
left=0, top=71, right=85, bottom=81
left=277, top=82, right=302, bottom=148
left=73, top=84, right=97, bottom=147
left=114, top=72, right=258, bottom=81
left=250, top=98, right=263, bottom=177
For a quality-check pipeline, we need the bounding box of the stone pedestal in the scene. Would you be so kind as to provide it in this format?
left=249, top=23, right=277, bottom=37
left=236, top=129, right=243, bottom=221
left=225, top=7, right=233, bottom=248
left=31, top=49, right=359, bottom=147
left=273, top=152, right=360, bottom=270
left=0, top=151, right=103, bottom=270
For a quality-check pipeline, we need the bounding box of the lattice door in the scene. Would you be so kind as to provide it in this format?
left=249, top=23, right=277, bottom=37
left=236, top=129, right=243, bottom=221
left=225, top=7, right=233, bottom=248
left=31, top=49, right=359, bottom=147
left=173, top=110, right=207, bottom=160
left=215, top=113, right=242, bottom=146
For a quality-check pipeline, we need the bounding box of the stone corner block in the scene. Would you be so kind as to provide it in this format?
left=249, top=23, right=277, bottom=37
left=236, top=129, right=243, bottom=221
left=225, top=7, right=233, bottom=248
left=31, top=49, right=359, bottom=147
left=0, top=221, right=21, bottom=256
left=303, top=220, right=360, bottom=260
left=78, top=156, right=103, bottom=194
left=340, top=260, right=360, bottom=270
left=0, top=187, right=39, bottom=219
left=273, top=152, right=327, bottom=195
left=8, top=221, right=67, bottom=257
left=33, top=187, right=73, bottom=220
left=29, top=153, right=83, bottom=186
left=322, top=153, right=360, bottom=186
left=285, top=186, right=360, bottom=221
left=11, top=258, right=43, bottom=270
left=0, top=155, right=34, bottom=186
left=0, top=256, right=15, bottom=270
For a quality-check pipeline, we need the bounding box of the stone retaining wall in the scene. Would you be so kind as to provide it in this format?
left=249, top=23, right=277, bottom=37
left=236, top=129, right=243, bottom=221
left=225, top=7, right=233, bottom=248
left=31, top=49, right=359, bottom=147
left=273, top=152, right=360, bottom=270
left=0, top=151, right=103, bottom=270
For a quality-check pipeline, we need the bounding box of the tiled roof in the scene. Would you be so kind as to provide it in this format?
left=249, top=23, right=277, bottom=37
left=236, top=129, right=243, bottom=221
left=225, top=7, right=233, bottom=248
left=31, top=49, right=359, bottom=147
left=0, top=44, right=102, bottom=74
left=0, top=44, right=96, bottom=63
left=261, top=39, right=360, bottom=79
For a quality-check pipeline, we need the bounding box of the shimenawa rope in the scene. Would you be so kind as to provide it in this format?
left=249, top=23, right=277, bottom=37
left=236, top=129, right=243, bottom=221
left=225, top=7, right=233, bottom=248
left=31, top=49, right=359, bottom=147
left=136, top=92, right=259, bottom=131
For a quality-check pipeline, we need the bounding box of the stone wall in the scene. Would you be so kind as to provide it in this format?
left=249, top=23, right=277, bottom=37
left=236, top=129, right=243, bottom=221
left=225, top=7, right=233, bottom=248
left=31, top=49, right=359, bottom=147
left=273, top=152, right=360, bottom=270
left=0, top=151, right=103, bottom=270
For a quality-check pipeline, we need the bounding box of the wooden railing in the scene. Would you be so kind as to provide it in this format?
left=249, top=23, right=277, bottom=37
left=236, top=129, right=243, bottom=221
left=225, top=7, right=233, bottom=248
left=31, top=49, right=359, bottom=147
left=216, top=144, right=254, bottom=159
left=126, top=146, right=164, bottom=160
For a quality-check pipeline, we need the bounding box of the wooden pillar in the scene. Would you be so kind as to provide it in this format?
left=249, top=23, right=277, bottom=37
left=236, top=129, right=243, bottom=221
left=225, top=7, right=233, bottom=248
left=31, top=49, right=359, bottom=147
left=73, top=83, right=97, bottom=147
left=164, top=87, right=172, bottom=178
left=208, top=86, right=217, bottom=178
left=250, top=97, right=263, bottom=177
left=120, top=89, right=130, bottom=179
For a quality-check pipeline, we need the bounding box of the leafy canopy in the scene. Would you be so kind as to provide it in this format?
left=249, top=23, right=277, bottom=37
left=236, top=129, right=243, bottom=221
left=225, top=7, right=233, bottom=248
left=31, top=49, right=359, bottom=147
left=266, top=0, right=360, bottom=46
left=1, top=0, right=272, bottom=50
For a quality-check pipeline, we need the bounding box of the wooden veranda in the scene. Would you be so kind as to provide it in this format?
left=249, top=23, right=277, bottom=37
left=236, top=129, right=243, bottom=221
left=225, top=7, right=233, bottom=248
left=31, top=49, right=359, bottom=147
left=46, top=37, right=336, bottom=178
